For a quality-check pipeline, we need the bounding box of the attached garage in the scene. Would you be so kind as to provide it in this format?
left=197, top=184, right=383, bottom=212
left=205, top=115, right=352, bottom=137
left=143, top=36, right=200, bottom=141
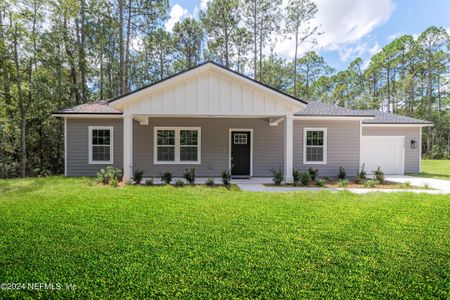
left=361, top=125, right=425, bottom=175
left=360, top=136, right=405, bottom=174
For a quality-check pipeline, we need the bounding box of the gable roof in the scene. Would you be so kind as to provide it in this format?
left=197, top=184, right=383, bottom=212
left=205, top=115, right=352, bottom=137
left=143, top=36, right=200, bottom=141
left=107, top=61, right=307, bottom=106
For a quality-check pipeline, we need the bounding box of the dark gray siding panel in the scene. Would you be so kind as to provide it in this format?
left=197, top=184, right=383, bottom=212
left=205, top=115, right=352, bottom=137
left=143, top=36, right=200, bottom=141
left=362, top=126, right=421, bottom=173
left=133, top=118, right=284, bottom=177
left=293, top=120, right=361, bottom=177
left=66, top=119, right=123, bottom=176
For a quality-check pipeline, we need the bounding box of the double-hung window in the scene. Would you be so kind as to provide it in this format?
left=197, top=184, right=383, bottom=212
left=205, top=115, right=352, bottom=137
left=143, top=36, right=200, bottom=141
left=154, top=127, right=201, bottom=164
left=303, top=128, right=327, bottom=164
left=89, top=126, right=113, bottom=164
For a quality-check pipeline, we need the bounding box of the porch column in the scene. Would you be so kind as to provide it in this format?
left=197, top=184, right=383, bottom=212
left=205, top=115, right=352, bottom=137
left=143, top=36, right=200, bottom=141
left=123, top=114, right=133, bottom=182
left=284, top=114, right=294, bottom=183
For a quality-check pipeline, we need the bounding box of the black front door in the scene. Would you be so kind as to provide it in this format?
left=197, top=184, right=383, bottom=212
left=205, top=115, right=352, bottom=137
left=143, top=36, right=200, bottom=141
left=231, top=131, right=251, bottom=176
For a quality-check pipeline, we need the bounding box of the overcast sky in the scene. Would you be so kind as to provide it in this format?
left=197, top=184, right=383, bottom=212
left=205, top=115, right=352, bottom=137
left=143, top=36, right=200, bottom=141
left=166, top=0, right=450, bottom=70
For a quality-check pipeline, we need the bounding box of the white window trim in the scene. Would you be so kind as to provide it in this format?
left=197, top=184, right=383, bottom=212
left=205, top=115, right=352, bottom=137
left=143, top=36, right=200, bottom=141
left=88, top=126, right=114, bottom=165
left=303, top=127, right=327, bottom=165
left=153, top=127, right=201, bottom=164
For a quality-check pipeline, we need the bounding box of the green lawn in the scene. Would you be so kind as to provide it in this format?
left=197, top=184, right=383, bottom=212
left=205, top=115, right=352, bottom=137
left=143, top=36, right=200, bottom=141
left=409, top=159, right=450, bottom=181
left=0, top=177, right=449, bottom=299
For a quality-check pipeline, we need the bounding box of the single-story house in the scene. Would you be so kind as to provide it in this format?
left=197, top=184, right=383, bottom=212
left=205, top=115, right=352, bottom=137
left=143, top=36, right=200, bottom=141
left=52, top=61, right=432, bottom=182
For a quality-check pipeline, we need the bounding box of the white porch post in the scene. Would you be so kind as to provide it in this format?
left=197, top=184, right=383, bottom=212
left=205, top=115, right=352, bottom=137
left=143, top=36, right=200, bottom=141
left=123, top=114, right=133, bottom=182
left=284, top=114, right=294, bottom=183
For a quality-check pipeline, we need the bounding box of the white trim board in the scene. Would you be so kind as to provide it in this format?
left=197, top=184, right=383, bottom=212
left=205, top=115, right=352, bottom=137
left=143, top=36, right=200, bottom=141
left=228, top=129, right=254, bottom=177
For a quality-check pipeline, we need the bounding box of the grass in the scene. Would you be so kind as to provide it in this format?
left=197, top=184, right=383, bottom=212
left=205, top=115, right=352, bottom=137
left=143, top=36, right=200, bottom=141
left=409, top=159, right=450, bottom=181
left=0, top=177, right=449, bottom=299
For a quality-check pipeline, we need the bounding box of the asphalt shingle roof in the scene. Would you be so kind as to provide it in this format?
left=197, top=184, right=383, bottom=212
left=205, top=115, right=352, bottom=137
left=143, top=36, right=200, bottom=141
left=295, top=101, right=374, bottom=117
left=360, top=110, right=432, bottom=124
left=54, top=100, right=121, bottom=114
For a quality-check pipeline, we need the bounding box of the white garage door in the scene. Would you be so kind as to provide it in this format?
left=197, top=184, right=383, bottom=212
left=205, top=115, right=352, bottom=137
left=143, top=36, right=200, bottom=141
left=361, top=136, right=405, bottom=175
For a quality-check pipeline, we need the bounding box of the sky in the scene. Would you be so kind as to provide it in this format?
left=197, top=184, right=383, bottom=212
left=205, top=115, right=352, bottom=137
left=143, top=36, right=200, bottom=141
left=166, top=0, right=450, bottom=71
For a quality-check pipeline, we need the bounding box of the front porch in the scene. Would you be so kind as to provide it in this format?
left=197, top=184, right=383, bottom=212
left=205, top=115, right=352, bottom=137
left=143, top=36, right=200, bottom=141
left=123, top=115, right=294, bottom=183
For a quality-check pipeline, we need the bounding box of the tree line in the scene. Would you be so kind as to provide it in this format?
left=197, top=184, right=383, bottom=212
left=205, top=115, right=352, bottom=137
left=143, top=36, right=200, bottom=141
left=0, top=0, right=449, bottom=178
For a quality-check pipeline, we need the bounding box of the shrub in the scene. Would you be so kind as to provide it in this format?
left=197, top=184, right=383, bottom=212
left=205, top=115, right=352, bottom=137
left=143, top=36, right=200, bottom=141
left=110, top=179, right=119, bottom=187
left=145, top=178, right=154, bottom=186
left=96, top=166, right=122, bottom=185
left=221, top=170, right=232, bottom=190
left=133, top=169, right=144, bottom=185
left=400, top=181, right=411, bottom=189
left=364, top=179, right=379, bottom=188
left=271, top=168, right=284, bottom=185
left=355, top=172, right=363, bottom=184
left=373, top=166, right=385, bottom=183
left=292, top=169, right=301, bottom=186
left=359, top=163, right=367, bottom=179
left=205, top=177, right=215, bottom=188
left=183, top=167, right=196, bottom=185
left=317, top=178, right=327, bottom=187
left=160, top=172, right=172, bottom=185
left=299, top=171, right=311, bottom=186
left=322, top=176, right=330, bottom=181
left=337, top=179, right=348, bottom=187
left=174, top=179, right=185, bottom=188
left=338, top=166, right=346, bottom=180
left=308, top=168, right=318, bottom=181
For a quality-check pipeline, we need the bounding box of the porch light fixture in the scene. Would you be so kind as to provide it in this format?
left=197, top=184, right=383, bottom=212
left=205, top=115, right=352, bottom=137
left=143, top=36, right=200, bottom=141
left=410, top=139, right=417, bottom=149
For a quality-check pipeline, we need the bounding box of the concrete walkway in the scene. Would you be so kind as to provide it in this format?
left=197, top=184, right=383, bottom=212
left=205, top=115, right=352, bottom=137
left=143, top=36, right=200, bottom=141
left=236, top=175, right=450, bottom=194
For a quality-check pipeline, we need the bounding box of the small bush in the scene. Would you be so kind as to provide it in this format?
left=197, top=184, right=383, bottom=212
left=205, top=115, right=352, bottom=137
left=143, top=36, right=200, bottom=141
left=96, top=166, right=122, bottom=185
left=337, top=179, right=348, bottom=187
left=317, top=178, right=327, bottom=187
left=292, top=169, right=301, bottom=186
left=355, top=173, right=363, bottom=184
left=145, top=178, right=154, bottom=186
left=373, top=166, right=385, bottom=183
left=160, top=172, right=172, bottom=185
left=271, top=168, right=284, bottom=185
left=110, top=179, right=119, bottom=187
left=364, top=179, right=379, bottom=188
left=183, top=167, right=196, bottom=185
left=359, top=163, right=367, bottom=179
left=205, top=177, right=215, bottom=188
left=400, top=181, right=411, bottom=189
left=308, top=168, right=318, bottom=181
left=322, top=176, right=330, bottom=181
left=221, top=170, right=232, bottom=190
left=338, top=166, right=346, bottom=180
left=133, top=169, right=144, bottom=185
left=299, top=171, right=311, bottom=186
left=174, top=179, right=185, bottom=188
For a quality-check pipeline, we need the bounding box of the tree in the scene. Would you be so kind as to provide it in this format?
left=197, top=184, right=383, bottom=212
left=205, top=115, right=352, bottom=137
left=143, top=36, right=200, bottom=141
left=296, top=51, right=333, bottom=99
left=173, top=18, right=204, bottom=70
left=241, top=0, right=281, bottom=79
left=201, top=0, right=240, bottom=68
left=417, top=26, right=449, bottom=151
left=285, top=0, right=319, bottom=97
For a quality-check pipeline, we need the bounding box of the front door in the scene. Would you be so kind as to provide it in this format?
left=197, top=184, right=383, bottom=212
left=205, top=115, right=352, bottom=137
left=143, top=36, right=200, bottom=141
left=231, top=131, right=251, bottom=176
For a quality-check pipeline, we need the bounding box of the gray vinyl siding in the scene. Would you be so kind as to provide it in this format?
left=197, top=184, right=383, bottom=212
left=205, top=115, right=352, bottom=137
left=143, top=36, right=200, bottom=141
left=362, top=126, right=421, bottom=173
left=293, top=120, right=361, bottom=178
left=133, top=118, right=284, bottom=177
left=66, top=119, right=123, bottom=176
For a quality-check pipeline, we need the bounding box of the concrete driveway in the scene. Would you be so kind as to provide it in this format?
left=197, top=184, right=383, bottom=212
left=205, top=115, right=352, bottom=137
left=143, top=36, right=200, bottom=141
left=384, top=175, right=450, bottom=193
